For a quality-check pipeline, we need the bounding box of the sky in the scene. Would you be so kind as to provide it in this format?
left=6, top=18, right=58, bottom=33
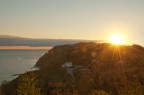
left=0, top=0, right=144, bottom=45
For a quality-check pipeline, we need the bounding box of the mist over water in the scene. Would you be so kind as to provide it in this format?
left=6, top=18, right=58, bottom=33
left=0, top=50, right=47, bottom=82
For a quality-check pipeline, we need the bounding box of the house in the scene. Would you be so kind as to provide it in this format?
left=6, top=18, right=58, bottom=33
left=62, top=62, right=73, bottom=68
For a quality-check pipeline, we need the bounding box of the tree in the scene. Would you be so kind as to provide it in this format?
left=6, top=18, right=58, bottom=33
left=0, top=87, right=5, bottom=95
left=0, top=80, right=10, bottom=95
left=89, top=89, right=111, bottom=95
left=118, top=82, right=144, bottom=95
left=16, top=72, right=42, bottom=95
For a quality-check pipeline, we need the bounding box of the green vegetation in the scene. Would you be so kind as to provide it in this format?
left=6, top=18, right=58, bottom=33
left=16, top=72, right=42, bottom=95
left=89, top=89, right=111, bottom=95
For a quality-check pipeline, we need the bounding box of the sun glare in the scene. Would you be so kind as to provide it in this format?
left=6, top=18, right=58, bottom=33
left=110, top=35, right=124, bottom=45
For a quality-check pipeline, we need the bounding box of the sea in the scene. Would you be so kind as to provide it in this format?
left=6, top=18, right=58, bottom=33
left=0, top=50, right=47, bottom=83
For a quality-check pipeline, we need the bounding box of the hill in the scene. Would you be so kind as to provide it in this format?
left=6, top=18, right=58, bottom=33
left=1, top=42, right=144, bottom=95
left=0, top=35, right=98, bottom=46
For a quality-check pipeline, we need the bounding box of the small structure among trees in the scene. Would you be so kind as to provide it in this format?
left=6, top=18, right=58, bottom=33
left=62, top=62, right=73, bottom=68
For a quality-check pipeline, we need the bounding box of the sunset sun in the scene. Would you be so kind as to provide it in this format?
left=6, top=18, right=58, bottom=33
left=110, top=35, right=124, bottom=45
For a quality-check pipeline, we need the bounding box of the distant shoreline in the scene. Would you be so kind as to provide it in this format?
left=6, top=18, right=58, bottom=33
left=0, top=46, right=53, bottom=50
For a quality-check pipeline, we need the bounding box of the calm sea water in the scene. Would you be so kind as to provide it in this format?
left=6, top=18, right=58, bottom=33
left=0, top=50, right=47, bottom=83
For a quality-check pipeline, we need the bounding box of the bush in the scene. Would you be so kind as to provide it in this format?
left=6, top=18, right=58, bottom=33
left=16, top=72, right=42, bottom=95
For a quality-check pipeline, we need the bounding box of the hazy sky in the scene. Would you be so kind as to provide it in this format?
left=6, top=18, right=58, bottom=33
left=0, top=0, right=144, bottom=45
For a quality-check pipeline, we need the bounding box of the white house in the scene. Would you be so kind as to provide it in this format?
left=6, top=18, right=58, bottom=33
left=62, top=62, right=73, bottom=68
